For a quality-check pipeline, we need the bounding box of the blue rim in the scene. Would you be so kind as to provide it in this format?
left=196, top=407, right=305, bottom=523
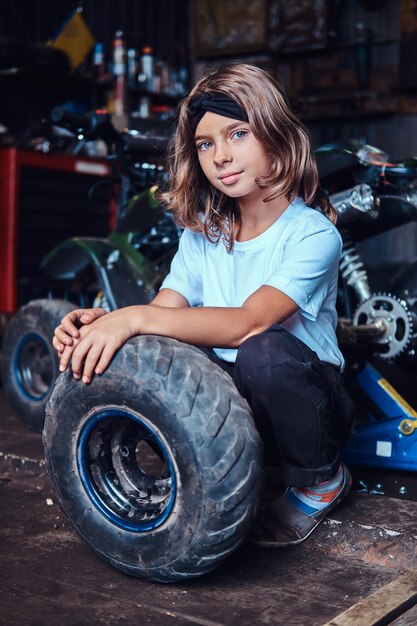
left=14, top=332, right=54, bottom=401
left=77, top=408, right=177, bottom=531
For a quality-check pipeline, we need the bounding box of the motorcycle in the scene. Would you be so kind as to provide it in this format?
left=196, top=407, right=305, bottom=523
left=316, top=140, right=417, bottom=475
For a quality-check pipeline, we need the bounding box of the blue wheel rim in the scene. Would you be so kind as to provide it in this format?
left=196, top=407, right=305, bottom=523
left=77, top=408, right=177, bottom=531
left=14, top=332, right=54, bottom=401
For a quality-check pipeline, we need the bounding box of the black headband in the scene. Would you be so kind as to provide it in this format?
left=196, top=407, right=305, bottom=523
left=188, top=93, right=248, bottom=133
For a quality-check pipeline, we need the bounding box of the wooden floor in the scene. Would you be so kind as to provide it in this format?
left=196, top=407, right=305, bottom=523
left=1, top=389, right=417, bottom=626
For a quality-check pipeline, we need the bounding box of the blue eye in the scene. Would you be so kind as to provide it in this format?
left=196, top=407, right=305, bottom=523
left=197, top=141, right=212, bottom=151
left=231, top=130, right=248, bottom=140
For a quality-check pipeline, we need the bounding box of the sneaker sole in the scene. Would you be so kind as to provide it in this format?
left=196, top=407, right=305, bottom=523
left=251, top=465, right=352, bottom=548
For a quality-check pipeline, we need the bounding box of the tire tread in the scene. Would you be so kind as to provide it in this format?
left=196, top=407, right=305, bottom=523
left=45, top=334, right=263, bottom=581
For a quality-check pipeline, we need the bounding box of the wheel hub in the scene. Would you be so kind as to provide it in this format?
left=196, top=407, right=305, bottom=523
left=77, top=408, right=176, bottom=531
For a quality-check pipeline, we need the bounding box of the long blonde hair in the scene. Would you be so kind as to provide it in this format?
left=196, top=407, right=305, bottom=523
left=161, top=63, right=334, bottom=251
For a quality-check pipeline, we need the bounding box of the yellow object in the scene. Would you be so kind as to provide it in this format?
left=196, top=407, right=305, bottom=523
left=51, top=10, right=95, bottom=70
left=378, top=377, right=417, bottom=435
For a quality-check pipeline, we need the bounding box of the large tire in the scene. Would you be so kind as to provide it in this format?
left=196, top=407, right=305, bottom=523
left=1, top=299, right=77, bottom=432
left=44, top=335, right=263, bottom=582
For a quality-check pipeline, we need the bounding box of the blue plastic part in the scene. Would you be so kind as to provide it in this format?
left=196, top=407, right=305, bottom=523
left=77, top=408, right=177, bottom=531
left=342, top=363, right=417, bottom=471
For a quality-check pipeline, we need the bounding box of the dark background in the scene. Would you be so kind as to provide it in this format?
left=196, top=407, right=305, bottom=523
left=1, top=0, right=417, bottom=270
left=0, top=0, right=190, bottom=63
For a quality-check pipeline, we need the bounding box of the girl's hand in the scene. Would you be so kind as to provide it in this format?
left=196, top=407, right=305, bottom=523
left=58, top=308, right=138, bottom=384
left=53, top=308, right=107, bottom=355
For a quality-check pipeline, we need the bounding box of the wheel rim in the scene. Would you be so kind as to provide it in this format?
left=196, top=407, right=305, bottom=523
left=14, top=333, right=54, bottom=401
left=77, top=408, right=177, bottom=531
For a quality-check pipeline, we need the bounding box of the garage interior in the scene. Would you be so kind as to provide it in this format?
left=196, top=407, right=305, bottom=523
left=2, top=2, right=417, bottom=625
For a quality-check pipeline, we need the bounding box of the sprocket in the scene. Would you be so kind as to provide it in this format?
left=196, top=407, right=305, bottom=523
left=353, top=292, right=414, bottom=360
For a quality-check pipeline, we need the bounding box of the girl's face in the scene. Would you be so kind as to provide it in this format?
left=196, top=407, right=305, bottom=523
left=194, top=112, right=272, bottom=202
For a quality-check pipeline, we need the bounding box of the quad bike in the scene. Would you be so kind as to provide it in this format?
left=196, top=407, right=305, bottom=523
left=1, top=108, right=179, bottom=431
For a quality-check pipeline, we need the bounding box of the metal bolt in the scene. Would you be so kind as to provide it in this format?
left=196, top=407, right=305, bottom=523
left=375, top=483, right=383, bottom=490
left=356, top=480, right=369, bottom=493
left=399, top=486, right=408, bottom=495
left=120, top=445, right=130, bottom=457
left=401, top=421, right=413, bottom=434
left=370, top=488, right=385, bottom=495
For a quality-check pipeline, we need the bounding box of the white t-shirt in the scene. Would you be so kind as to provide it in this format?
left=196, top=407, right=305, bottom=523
left=161, top=197, right=344, bottom=368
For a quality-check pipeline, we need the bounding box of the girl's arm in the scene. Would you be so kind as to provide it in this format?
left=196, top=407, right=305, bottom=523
left=150, top=288, right=190, bottom=308
left=135, top=285, right=296, bottom=347
left=53, top=288, right=189, bottom=353
left=60, top=285, right=297, bottom=383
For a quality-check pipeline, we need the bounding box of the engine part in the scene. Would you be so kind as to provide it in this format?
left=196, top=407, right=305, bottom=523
left=353, top=293, right=414, bottom=359
left=330, top=183, right=378, bottom=225
left=339, top=237, right=372, bottom=303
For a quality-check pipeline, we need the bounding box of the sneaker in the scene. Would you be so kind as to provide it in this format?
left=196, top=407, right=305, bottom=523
left=250, top=463, right=352, bottom=547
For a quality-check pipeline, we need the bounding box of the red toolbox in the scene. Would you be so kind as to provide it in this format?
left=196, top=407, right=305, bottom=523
left=0, top=148, right=113, bottom=313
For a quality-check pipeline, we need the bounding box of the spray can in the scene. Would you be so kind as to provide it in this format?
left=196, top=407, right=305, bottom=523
left=112, top=30, right=127, bottom=121
left=112, top=31, right=125, bottom=77
left=127, top=48, right=138, bottom=86
left=93, top=42, right=107, bottom=81
left=140, top=46, right=154, bottom=91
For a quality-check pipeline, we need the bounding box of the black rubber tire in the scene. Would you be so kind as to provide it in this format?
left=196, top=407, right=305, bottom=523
left=1, top=299, right=77, bottom=432
left=44, top=335, right=263, bottom=582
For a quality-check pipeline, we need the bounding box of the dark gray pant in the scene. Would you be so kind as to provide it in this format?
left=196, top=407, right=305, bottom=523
left=201, top=324, right=355, bottom=488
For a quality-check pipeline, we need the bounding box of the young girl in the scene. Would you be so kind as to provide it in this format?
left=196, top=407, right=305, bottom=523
left=53, top=63, right=355, bottom=547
